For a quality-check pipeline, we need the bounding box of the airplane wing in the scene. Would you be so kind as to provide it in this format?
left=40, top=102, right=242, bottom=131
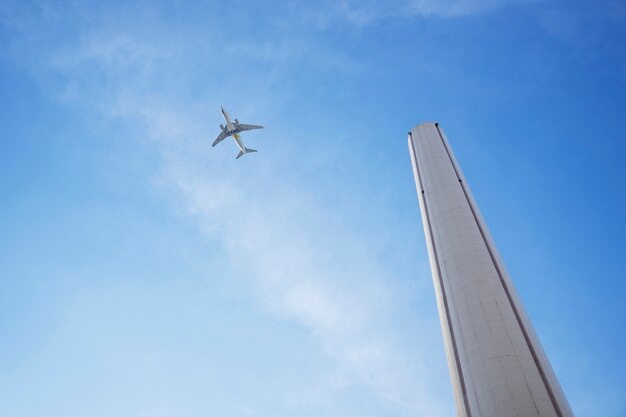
left=212, top=130, right=228, bottom=147
left=237, top=124, right=264, bottom=132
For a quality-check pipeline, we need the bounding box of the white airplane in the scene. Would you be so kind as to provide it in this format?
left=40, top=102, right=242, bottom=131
left=212, top=106, right=264, bottom=159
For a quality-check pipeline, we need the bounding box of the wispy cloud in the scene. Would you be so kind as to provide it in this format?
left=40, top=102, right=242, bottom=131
left=0, top=4, right=452, bottom=416
left=312, top=0, right=535, bottom=27
left=171, top=167, right=445, bottom=415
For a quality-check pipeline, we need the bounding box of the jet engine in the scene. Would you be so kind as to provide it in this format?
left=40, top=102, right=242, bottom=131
left=220, top=124, right=225, bottom=131
left=234, top=118, right=240, bottom=126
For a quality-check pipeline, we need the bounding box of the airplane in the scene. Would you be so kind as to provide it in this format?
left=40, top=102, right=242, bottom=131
left=212, top=106, right=264, bottom=159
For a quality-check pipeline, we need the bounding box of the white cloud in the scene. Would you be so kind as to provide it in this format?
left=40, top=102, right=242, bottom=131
left=169, top=158, right=448, bottom=417
left=326, top=0, right=534, bottom=27
left=1, top=5, right=452, bottom=416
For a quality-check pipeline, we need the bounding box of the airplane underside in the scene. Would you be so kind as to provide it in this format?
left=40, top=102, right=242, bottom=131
left=213, top=107, right=263, bottom=159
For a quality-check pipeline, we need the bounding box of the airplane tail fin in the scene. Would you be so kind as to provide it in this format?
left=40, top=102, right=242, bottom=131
left=236, top=148, right=257, bottom=159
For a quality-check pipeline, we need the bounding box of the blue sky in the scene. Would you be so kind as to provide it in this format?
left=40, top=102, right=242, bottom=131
left=1, top=1, right=625, bottom=416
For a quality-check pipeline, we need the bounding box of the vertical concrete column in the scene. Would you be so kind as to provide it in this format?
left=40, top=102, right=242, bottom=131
left=408, top=123, right=574, bottom=417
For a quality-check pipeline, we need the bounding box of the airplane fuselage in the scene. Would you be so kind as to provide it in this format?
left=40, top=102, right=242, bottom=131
left=221, top=107, right=235, bottom=131
left=232, top=132, right=245, bottom=153
left=213, top=106, right=262, bottom=159
left=221, top=107, right=246, bottom=153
